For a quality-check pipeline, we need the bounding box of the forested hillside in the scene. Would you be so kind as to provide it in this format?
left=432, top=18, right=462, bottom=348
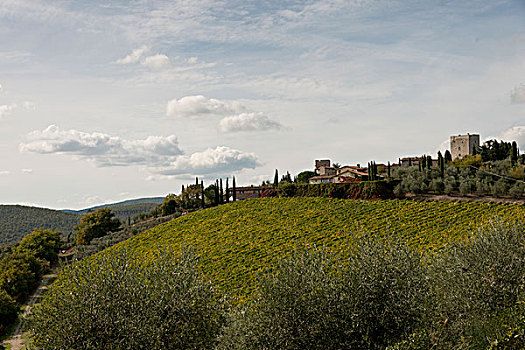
left=0, top=205, right=80, bottom=246
left=62, top=197, right=164, bottom=214
left=0, top=202, right=162, bottom=246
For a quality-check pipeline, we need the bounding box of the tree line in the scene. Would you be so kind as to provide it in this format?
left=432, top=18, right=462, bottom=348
left=0, top=228, right=62, bottom=337
left=392, top=140, right=525, bottom=198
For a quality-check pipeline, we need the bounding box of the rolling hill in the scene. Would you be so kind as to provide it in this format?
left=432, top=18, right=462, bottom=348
left=61, top=197, right=164, bottom=215
left=0, top=198, right=163, bottom=246
left=90, top=197, right=525, bottom=301
left=0, top=205, right=80, bottom=246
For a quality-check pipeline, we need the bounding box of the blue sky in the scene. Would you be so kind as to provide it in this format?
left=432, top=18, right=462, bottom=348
left=0, top=0, right=524, bottom=209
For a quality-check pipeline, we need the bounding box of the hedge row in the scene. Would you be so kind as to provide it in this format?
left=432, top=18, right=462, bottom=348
left=261, top=181, right=395, bottom=200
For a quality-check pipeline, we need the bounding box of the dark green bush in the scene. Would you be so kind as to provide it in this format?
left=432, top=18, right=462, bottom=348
left=30, top=245, right=225, bottom=350
left=15, top=228, right=61, bottom=263
left=0, top=252, right=45, bottom=302
left=0, top=289, right=18, bottom=336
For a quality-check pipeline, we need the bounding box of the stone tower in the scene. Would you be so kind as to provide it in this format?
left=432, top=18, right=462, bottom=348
left=450, top=133, right=480, bottom=160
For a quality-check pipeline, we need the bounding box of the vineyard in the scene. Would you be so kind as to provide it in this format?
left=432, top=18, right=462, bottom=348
left=76, top=197, right=525, bottom=300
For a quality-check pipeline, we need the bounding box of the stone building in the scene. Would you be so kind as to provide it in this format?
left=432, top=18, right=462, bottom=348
left=450, top=133, right=480, bottom=160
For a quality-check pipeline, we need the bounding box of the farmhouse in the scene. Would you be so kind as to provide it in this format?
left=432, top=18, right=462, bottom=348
left=235, top=186, right=264, bottom=200
left=310, top=160, right=369, bottom=184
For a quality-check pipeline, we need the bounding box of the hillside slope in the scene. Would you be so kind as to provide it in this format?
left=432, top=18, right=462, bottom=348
left=0, top=202, right=160, bottom=246
left=101, top=197, right=525, bottom=300
left=62, top=197, right=164, bottom=214
left=0, top=205, right=80, bottom=246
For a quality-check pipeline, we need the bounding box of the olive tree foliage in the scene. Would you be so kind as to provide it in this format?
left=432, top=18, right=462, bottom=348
left=29, top=245, right=225, bottom=350
left=427, top=222, right=525, bottom=349
left=74, top=208, right=121, bottom=245
left=218, top=238, right=429, bottom=350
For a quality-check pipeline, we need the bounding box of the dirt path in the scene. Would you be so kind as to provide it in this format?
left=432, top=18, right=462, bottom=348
left=1, top=272, right=57, bottom=350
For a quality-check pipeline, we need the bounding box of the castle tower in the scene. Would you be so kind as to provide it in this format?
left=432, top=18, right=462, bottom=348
left=450, top=133, right=480, bottom=160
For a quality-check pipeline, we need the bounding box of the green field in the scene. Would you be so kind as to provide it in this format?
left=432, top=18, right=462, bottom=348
left=93, top=197, right=525, bottom=301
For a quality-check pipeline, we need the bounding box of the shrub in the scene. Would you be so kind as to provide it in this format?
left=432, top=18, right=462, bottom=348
left=30, top=245, right=225, bottom=350
left=15, top=228, right=61, bottom=263
left=0, top=252, right=45, bottom=302
left=74, top=208, right=121, bottom=245
left=278, top=182, right=297, bottom=197
left=0, top=289, right=18, bottom=336
left=344, top=235, right=429, bottom=349
left=218, top=245, right=348, bottom=350
left=428, top=222, right=525, bottom=349
left=219, top=238, right=429, bottom=350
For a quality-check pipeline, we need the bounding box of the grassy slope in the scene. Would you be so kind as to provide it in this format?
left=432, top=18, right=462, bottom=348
left=102, top=197, right=525, bottom=301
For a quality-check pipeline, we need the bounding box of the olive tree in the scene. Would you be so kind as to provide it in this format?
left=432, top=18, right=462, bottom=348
left=30, top=245, right=225, bottom=350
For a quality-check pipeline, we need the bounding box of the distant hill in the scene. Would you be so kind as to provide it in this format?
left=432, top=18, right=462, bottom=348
left=0, top=205, right=80, bottom=246
left=0, top=197, right=164, bottom=246
left=85, top=197, right=525, bottom=300
left=62, top=197, right=164, bottom=214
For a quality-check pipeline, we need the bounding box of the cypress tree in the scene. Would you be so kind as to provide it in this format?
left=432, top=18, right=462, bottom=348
left=214, top=180, right=219, bottom=206
left=511, top=141, right=518, bottom=165
left=226, top=178, right=229, bottom=203
left=233, top=176, right=237, bottom=201
left=220, top=179, right=224, bottom=204
left=408, top=158, right=412, bottom=166
left=444, top=150, right=452, bottom=163
left=274, top=169, right=279, bottom=187
left=387, top=161, right=391, bottom=179
left=201, top=180, right=205, bottom=209
left=182, top=184, right=185, bottom=194
left=367, top=162, right=371, bottom=180
left=427, top=155, right=432, bottom=169
left=195, top=177, right=199, bottom=186
left=421, top=155, right=426, bottom=170
left=438, top=151, right=444, bottom=178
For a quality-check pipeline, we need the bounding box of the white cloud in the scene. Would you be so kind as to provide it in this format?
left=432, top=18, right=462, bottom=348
left=0, top=170, right=9, bottom=176
left=157, top=146, right=260, bottom=176
left=20, top=125, right=183, bottom=167
left=23, top=101, right=36, bottom=110
left=116, top=46, right=149, bottom=64
left=19, top=125, right=262, bottom=177
left=21, top=168, right=33, bottom=174
left=219, top=112, right=283, bottom=132
left=166, top=95, right=246, bottom=117
left=499, top=126, right=525, bottom=147
left=187, top=56, right=198, bottom=64
left=117, top=47, right=171, bottom=70
left=0, top=104, right=17, bottom=119
left=510, top=84, right=525, bottom=104
left=0, top=83, right=3, bottom=92
left=141, top=54, right=170, bottom=69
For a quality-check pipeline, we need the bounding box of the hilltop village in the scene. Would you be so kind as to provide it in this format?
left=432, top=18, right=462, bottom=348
left=237, top=133, right=493, bottom=200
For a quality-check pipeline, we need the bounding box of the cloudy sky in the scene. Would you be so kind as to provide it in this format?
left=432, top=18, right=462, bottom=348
left=0, top=0, right=524, bottom=209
